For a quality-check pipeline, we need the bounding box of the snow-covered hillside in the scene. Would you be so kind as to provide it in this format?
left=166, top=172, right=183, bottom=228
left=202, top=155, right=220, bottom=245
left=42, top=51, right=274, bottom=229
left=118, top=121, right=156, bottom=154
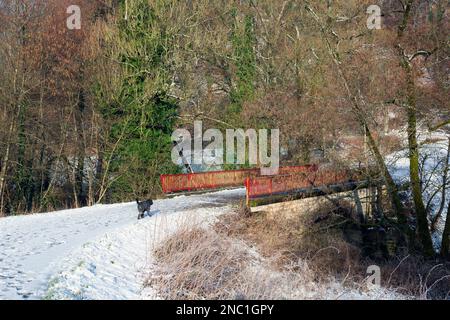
left=0, top=189, right=244, bottom=300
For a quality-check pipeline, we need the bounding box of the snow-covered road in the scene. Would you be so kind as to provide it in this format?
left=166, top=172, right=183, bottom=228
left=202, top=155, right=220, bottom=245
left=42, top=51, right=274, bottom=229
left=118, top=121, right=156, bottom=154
left=0, top=189, right=245, bottom=300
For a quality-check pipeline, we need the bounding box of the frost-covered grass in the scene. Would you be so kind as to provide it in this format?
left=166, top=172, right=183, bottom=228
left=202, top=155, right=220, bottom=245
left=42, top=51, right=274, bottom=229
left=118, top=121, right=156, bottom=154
left=149, top=212, right=411, bottom=300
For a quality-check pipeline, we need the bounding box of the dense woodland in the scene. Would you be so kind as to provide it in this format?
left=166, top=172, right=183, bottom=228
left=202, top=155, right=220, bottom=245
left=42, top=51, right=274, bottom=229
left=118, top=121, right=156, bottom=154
left=0, top=1, right=448, bottom=256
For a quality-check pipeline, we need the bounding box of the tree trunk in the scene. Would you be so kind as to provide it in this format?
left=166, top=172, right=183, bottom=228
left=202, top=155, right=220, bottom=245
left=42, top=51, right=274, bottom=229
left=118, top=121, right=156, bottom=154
left=403, top=58, right=434, bottom=256
left=75, top=89, right=87, bottom=207
left=431, top=138, right=450, bottom=231
left=440, top=202, right=450, bottom=258
left=364, top=127, right=406, bottom=224
left=304, top=4, right=407, bottom=227
left=408, top=115, right=434, bottom=254
left=0, top=119, right=15, bottom=216
left=395, top=0, right=434, bottom=256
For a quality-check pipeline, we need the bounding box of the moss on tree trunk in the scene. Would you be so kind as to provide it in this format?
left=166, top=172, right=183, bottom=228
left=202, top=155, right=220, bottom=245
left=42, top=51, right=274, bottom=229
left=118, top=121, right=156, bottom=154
left=441, top=202, right=450, bottom=258
left=404, top=62, right=434, bottom=256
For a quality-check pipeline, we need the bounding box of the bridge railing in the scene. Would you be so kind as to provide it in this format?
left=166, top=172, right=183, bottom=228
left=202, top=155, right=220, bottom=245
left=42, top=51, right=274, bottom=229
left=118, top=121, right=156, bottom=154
left=160, top=165, right=318, bottom=194
left=245, top=168, right=358, bottom=200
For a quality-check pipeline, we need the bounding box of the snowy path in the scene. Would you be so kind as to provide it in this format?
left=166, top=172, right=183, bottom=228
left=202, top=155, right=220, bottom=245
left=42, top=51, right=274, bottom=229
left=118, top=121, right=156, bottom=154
left=0, top=189, right=245, bottom=300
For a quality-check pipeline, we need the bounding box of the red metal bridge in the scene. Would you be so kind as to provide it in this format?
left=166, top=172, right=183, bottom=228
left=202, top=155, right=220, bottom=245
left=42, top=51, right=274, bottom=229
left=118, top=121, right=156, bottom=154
left=160, top=165, right=318, bottom=194
left=161, top=165, right=362, bottom=207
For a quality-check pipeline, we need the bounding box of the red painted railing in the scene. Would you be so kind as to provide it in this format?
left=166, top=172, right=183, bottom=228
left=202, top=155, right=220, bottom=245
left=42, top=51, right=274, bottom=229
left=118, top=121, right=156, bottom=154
left=160, top=165, right=318, bottom=193
left=245, top=168, right=356, bottom=199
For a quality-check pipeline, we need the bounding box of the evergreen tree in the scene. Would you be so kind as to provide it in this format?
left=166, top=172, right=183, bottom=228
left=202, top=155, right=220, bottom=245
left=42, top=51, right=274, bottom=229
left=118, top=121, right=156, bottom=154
left=96, top=0, right=179, bottom=201
left=229, top=11, right=256, bottom=119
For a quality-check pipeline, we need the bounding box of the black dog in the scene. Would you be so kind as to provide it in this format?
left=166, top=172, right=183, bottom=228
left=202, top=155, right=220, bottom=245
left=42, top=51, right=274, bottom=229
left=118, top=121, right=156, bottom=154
left=136, top=198, right=153, bottom=220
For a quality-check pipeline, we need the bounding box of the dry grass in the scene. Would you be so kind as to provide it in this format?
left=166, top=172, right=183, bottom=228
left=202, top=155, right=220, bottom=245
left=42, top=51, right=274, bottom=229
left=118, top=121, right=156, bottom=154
left=381, top=256, right=450, bottom=299
left=149, top=227, right=249, bottom=299
left=148, top=200, right=450, bottom=300
left=215, top=202, right=364, bottom=283
left=148, top=226, right=335, bottom=300
left=215, top=204, right=450, bottom=299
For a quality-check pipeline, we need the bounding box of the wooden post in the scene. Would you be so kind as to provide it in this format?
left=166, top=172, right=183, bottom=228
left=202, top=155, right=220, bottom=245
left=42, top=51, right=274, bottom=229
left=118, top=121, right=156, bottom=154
left=245, top=178, right=250, bottom=207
